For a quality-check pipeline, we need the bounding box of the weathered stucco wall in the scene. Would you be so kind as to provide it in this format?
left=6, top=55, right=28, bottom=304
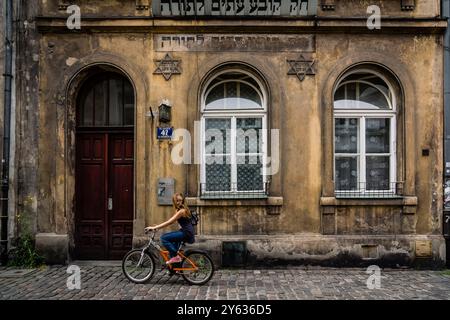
left=35, top=31, right=444, bottom=256
left=17, top=2, right=41, bottom=239
left=23, top=0, right=447, bottom=265
left=316, top=34, right=443, bottom=237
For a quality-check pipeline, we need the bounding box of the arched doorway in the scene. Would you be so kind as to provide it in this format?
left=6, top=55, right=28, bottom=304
left=74, top=71, right=135, bottom=259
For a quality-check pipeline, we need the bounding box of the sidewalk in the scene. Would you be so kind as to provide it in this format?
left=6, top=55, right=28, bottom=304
left=1, top=264, right=450, bottom=300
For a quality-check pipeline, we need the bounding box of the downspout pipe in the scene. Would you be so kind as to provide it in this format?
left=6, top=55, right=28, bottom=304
left=1, top=0, right=13, bottom=265
left=444, top=0, right=450, bottom=196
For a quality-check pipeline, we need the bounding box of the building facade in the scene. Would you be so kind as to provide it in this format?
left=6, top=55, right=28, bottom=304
left=1, top=0, right=447, bottom=267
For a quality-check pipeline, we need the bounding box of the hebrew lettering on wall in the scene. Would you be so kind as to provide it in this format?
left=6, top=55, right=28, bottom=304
left=152, top=0, right=315, bottom=16
left=154, top=34, right=315, bottom=52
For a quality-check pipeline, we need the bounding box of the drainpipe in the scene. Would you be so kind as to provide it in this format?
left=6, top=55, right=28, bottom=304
left=1, top=0, right=13, bottom=265
left=444, top=2, right=450, bottom=150
left=443, top=0, right=450, bottom=267
left=444, top=0, right=450, bottom=188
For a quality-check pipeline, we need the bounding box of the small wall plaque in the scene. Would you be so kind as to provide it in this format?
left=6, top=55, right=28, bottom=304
left=287, top=54, right=316, bottom=82
left=153, top=53, right=182, bottom=81
left=157, top=127, right=173, bottom=139
left=415, top=240, right=432, bottom=257
left=158, top=178, right=175, bottom=205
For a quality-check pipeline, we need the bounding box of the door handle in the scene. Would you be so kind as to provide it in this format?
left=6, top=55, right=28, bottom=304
left=108, top=197, right=113, bottom=211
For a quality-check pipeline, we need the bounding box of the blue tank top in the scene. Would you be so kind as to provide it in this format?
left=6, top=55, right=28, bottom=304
left=178, top=216, right=195, bottom=244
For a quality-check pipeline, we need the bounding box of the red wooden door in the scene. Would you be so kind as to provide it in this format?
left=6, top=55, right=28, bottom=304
left=75, top=132, right=134, bottom=260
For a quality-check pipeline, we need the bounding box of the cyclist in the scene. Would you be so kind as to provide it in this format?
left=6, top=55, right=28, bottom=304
left=145, top=193, right=195, bottom=265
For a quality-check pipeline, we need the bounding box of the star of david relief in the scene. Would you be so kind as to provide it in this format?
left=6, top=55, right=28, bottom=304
left=153, top=53, right=182, bottom=81
left=287, top=55, right=316, bottom=82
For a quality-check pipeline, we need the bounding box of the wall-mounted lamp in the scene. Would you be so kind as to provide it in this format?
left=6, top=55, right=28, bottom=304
left=146, top=100, right=172, bottom=123
left=158, top=102, right=172, bottom=123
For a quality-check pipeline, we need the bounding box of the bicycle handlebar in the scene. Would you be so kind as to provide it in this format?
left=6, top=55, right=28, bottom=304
left=144, top=229, right=158, bottom=241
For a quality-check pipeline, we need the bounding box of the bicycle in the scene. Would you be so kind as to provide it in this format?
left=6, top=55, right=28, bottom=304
left=122, top=229, right=215, bottom=285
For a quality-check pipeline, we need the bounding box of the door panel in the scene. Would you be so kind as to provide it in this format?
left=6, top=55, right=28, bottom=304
left=75, top=134, right=107, bottom=259
left=125, top=138, right=134, bottom=159
left=78, top=164, right=105, bottom=220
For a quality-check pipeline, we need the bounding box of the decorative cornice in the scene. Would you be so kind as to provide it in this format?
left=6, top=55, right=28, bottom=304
left=35, top=16, right=447, bottom=34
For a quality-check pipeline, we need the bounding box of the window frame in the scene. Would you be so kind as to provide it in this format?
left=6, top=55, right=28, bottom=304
left=335, top=79, right=393, bottom=110
left=200, top=69, right=268, bottom=197
left=333, top=69, right=398, bottom=197
left=201, top=69, right=267, bottom=113
left=76, top=72, right=135, bottom=128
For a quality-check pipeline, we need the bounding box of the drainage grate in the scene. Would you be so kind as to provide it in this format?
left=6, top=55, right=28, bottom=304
left=361, top=245, right=379, bottom=259
left=222, top=241, right=247, bottom=267
left=0, top=269, right=37, bottom=278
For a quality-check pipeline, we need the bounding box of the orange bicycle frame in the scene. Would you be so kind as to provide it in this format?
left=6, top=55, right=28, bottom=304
left=159, top=250, right=199, bottom=272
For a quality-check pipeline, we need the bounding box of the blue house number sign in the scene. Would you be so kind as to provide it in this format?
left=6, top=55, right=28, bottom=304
left=157, top=127, right=173, bottom=139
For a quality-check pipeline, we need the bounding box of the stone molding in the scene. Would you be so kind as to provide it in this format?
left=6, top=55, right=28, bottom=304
left=186, top=196, right=283, bottom=207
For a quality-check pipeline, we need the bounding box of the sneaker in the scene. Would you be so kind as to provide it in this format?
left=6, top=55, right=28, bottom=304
left=166, top=255, right=182, bottom=264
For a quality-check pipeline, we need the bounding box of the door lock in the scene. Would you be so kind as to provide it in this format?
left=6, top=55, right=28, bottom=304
left=108, top=197, right=113, bottom=211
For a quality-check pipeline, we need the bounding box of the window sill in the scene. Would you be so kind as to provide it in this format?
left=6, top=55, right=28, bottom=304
left=186, top=196, right=283, bottom=207
left=200, top=193, right=268, bottom=200
left=320, top=196, right=418, bottom=206
left=334, top=194, right=403, bottom=200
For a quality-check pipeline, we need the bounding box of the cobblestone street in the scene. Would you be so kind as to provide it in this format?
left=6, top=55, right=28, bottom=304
left=1, top=264, right=450, bottom=300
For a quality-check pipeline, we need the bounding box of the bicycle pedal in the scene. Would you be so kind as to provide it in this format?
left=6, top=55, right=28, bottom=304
left=167, top=270, right=181, bottom=276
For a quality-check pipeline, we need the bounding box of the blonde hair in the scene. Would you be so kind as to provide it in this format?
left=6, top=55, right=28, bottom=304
left=172, top=193, right=191, bottom=218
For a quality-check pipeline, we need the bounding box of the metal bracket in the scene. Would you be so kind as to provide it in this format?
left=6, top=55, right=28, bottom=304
left=321, top=0, right=335, bottom=11
left=401, top=0, right=415, bottom=11
left=136, top=0, right=150, bottom=10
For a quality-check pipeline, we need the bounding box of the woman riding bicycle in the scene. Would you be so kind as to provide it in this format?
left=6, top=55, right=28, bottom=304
left=144, top=193, right=195, bottom=265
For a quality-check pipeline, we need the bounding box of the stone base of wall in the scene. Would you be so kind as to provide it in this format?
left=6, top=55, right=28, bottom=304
left=35, top=233, right=69, bottom=265
left=447, top=238, right=450, bottom=268
left=38, top=233, right=445, bottom=268
left=134, top=234, right=446, bottom=269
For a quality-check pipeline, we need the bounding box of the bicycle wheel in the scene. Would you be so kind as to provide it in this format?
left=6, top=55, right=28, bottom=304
left=181, top=251, right=215, bottom=285
left=122, top=249, right=155, bottom=283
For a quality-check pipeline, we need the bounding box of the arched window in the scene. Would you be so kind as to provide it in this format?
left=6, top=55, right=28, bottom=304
left=333, top=70, right=397, bottom=196
left=77, top=72, right=134, bottom=127
left=201, top=69, right=267, bottom=198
